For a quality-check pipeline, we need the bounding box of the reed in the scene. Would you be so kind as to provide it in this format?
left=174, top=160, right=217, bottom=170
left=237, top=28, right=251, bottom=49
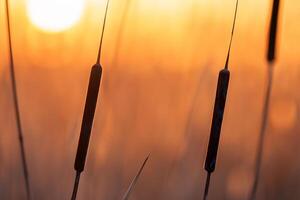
left=248, top=1, right=281, bottom=199
left=267, top=0, right=280, bottom=62
left=121, top=155, right=150, bottom=200
left=71, top=0, right=110, bottom=199
left=203, top=1, right=239, bottom=199
left=5, top=0, right=31, bottom=199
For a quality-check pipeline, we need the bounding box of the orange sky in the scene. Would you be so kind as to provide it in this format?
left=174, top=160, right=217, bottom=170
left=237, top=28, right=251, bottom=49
left=0, top=0, right=299, bottom=72
left=1, top=1, right=300, bottom=199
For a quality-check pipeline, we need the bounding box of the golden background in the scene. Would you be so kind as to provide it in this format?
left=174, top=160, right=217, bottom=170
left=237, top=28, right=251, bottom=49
left=0, top=0, right=300, bottom=199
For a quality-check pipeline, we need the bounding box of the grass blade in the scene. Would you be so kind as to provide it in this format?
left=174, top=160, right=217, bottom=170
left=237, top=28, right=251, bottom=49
left=121, top=155, right=150, bottom=200
left=5, top=0, right=31, bottom=199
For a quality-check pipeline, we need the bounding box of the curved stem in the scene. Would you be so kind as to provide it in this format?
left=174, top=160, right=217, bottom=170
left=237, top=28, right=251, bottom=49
left=5, top=0, right=31, bottom=199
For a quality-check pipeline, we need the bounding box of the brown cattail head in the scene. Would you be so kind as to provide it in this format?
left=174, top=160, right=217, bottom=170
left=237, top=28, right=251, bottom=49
left=205, top=69, right=230, bottom=173
left=267, top=0, right=280, bottom=62
left=75, top=64, right=102, bottom=172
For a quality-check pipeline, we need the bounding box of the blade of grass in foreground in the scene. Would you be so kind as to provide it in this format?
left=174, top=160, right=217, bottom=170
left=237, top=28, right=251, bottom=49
left=71, top=0, right=111, bottom=199
left=121, top=155, right=150, bottom=200
left=5, top=0, right=31, bottom=199
left=203, top=1, right=239, bottom=199
left=248, top=1, right=281, bottom=199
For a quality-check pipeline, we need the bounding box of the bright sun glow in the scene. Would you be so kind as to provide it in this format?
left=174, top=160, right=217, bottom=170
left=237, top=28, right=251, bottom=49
left=27, top=0, right=85, bottom=32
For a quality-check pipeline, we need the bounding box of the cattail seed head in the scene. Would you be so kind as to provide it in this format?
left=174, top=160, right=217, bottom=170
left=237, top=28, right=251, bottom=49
left=205, top=69, right=230, bottom=173
left=267, top=0, right=280, bottom=62
left=75, top=64, right=102, bottom=172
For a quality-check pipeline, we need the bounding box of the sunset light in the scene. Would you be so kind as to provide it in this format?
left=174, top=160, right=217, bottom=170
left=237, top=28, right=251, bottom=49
left=26, top=0, right=85, bottom=32
left=2, top=0, right=300, bottom=199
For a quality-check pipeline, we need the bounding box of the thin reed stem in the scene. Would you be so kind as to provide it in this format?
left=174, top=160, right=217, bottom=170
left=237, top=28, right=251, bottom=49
left=5, top=1, right=31, bottom=199
left=249, top=0, right=280, bottom=198
left=72, top=0, right=111, bottom=199
left=96, top=0, right=111, bottom=64
left=225, top=0, right=239, bottom=69
left=248, top=64, right=274, bottom=200
left=203, top=172, right=211, bottom=200
left=71, top=172, right=81, bottom=200
left=202, top=1, right=239, bottom=199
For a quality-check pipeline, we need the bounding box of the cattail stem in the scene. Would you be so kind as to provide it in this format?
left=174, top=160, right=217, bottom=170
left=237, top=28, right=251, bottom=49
left=72, top=0, right=110, bottom=199
left=225, top=0, right=239, bottom=69
left=71, top=172, right=81, bottom=200
left=203, top=172, right=211, bottom=200
left=248, top=64, right=274, bottom=200
left=96, top=0, right=111, bottom=64
left=121, top=155, right=150, bottom=200
left=5, top=0, right=31, bottom=199
left=248, top=0, right=280, bottom=198
left=203, top=0, right=238, bottom=198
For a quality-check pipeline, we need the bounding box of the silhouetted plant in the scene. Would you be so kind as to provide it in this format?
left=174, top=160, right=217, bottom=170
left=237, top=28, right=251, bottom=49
left=5, top=0, right=31, bottom=199
left=248, top=1, right=281, bottom=199
left=203, top=1, right=239, bottom=199
left=71, top=0, right=110, bottom=199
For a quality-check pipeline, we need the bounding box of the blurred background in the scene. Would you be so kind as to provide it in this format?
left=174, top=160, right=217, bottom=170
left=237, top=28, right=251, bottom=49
left=1, top=0, right=300, bottom=199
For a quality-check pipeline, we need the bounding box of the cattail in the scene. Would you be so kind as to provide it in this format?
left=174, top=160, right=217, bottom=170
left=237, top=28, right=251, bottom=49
left=121, top=155, right=150, bottom=200
left=74, top=64, right=102, bottom=173
left=267, top=0, right=280, bottom=62
left=204, top=69, right=230, bottom=173
left=71, top=0, right=110, bottom=199
left=5, top=0, right=31, bottom=199
left=248, top=1, right=281, bottom=199
left=203, top=1, right=239, bottom=199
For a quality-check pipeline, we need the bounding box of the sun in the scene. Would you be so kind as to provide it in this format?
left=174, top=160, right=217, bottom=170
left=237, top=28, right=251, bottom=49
left=27, top=0, right=85, bottom=32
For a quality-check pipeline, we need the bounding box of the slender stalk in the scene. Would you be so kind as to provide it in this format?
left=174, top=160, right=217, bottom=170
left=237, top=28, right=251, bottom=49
left=225, top=0, right=238, bottom=70
left=121, top=155, right=150, bottom=200
left=203, top=172, right=211, bottom=200
left=71, top=0, right=111, bottom=199
left=71, top=172, right=81, bottom=200
left=5, top=1, right=31, bottom=199
left=248, top=64, right=274, bottom=200
left=96, top=0, right=111, bottom=65
left=203, top=1, right=239, bottom=199
left=248, top=1, right=280, bottom=199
